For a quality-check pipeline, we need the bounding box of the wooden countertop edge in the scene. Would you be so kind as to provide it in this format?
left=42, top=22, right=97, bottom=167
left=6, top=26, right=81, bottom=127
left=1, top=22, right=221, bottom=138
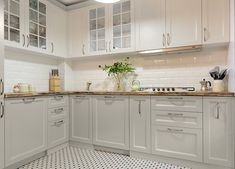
left=4, top=91, right=235, bottom=98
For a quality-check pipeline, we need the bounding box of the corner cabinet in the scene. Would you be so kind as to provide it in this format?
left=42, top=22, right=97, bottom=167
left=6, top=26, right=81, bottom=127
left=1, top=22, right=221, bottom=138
left=202, top=0, right=230, bottom=44
left=70, top=95, right=92, bottom=144
left=93, top=95, right=129, bottom=150
left=203, top=97, right=234, bottom=168
left=5, top=97, right=47, bottom=166
left=130, top=96, right=151, bottom=153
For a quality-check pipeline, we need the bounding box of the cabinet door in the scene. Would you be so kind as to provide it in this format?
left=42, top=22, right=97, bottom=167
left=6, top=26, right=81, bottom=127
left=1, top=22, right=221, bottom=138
left=70, top=96, right=92, bottom=144
left=47, top=1, right=67, bottom=57
left=166, top=0, right=202, bottom=47
left=5, top=98, right=47, bottom=166
left=4, top=0, right=25, bottom=48
left=203, top=97, right=234, bottom=168
left=68, top=8, right=86, bottom=58
left=203, top=0, right=230, bottom=44
left=130, top=96, right=151, bottom=153
left=85, top=5, right=109, bottom=56
left=48, top=118, right=68, bottom=149
left=25, top=0, right=48, bottom=52
left=152, top=125, right=202, bottom=162
left=109, top=0, right=135, bottom=53
left=93, top=95, right=129, bottom=150
left=0, top=2, right=4, bottom=168
left=135, top=0, right=166, bottom=51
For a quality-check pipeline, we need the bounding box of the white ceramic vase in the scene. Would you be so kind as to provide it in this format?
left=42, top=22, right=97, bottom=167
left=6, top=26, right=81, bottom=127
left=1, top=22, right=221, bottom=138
left=213, top=80, right=224, bottom=92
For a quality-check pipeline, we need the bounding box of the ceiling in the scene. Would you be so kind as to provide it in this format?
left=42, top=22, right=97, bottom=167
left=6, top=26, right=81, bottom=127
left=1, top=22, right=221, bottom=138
left=56, top=0, right=89, bottom=6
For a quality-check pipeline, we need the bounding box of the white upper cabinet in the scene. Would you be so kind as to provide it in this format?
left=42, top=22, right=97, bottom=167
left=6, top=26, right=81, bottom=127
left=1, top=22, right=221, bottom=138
left=4, top=0, right=25, bottom=48
left=85, top=5, right=109, bottom=56
left=202, top=0, right=230, bottom=44
left=203, top=97, right=234, bottom=168
left=68, top=8, right=86, bottom=58
left=165, top=0, right=202, bottom=47
left=135, top=0, right=165, bottom=51
left=47, top=2, right=67, bottom=57
left=109, top=0, right=135, bottom=53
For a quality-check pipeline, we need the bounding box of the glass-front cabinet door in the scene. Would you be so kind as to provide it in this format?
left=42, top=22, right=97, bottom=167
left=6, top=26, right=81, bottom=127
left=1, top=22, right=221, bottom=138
left=26, top=0, right=47, bottom=51
left=87, top=5, right=109, bottom=55
left=110, top=0, right=135, bottom=53
left=4, top=0, right=24, bottom=47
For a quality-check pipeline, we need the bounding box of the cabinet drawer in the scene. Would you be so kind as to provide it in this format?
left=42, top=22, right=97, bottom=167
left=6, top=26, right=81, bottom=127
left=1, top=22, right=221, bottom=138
left=48, top=95, right=68, bottom=108
left=151, top=96, right=202, bottom=112
left=48, top=118, right=69, bottom=148
left=48, top=107, right=68, bottom=121
left=152, top=110, right=202, bottom=128
left=152, top=125, right=202, bottom=162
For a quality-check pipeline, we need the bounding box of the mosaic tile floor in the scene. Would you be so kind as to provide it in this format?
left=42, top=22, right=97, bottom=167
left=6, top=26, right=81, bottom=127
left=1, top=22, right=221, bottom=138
left=19, top=146, right=190, bottom=169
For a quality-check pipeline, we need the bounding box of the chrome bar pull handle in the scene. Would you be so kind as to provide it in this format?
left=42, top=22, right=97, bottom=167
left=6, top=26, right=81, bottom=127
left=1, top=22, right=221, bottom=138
left=204, top=27, right=208, bottom=42
left=82, top=44, right=85, bottom=55
left=138, top=100, right=141, bottom=115
left=0, top=102, right=4, bottom=119
left=51, top=42, right=54, bottom=53
left=0, top=79, right=4, bottom=96
left=216, top=103, right=220, bottom=119
left=162, top=34, right=166, bottom=47
left=22, top=34, right=26, bottom=47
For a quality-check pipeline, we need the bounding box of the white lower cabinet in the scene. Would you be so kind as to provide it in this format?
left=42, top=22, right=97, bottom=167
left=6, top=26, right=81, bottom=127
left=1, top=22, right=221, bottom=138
left=70, top=95, right=92, bottom=144
left=48, top=118, right=69, bottom=149
left=93, top=95, right=129, bottom=150
left=203, top=97, right=234, bottom=168
left=5, top=98, right=47, bottom=166
left=130, top=96, right=151, bottom=153
left=152, top=126, right=202, bottom=162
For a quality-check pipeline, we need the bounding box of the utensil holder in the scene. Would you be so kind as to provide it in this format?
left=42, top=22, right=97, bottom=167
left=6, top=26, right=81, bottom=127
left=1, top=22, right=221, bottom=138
left=213, top=80, right=224, bottom=92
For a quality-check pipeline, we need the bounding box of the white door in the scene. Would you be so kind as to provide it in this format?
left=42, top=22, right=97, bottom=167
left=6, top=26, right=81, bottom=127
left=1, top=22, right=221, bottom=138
left=85, top=5, right=109, bottom=56
left=152, top=125, right=202, bottom=162
left=68, top=8, right=86, bottom=58
left=130, top=96, right=151, bottom=153
left=5, top=97, right=47, bottom=166
left=109, top=0, right=135, bottom=53
left=24, top=0, right=48, bottom=53
left=203, top=97, right=234, bottom=168
left=70, top=95, right=92, bottom=144
left=47, top=1, right=67, bottom=57
left=4, top=0, right=25, bottom=48
left=166, top=0, right=202, bottom=47
left=202, top=0, right=230, bottom=44
left=93, top=95, right=129, bottom=150
left=135, top=0, right=166, bottom=51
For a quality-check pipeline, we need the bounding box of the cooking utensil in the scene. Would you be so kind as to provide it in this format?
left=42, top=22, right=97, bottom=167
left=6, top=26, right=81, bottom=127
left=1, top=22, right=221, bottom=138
left=218, top=69, right=227, bottom=80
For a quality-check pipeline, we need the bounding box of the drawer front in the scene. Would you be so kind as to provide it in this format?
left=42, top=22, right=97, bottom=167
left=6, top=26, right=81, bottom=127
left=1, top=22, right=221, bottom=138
left=48, top=107, right=68, bottom=121
left=48, top=95, right=68, bottom=108
left=152, top=125, right=202, bottom=162
left=151, top=96, right=202, bottom=112
left=152, top=110, right=202, bottom=128
left=48, top=118, right=69, bottom=148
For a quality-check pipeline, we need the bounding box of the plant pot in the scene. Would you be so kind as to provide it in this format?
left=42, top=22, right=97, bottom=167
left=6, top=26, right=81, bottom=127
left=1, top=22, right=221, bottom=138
left=213, top=80, right=224, bottom=92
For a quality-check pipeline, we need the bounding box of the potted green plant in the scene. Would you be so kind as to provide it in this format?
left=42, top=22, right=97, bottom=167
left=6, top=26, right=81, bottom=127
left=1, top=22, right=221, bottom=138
left=99, top=57, right=135, bottom=91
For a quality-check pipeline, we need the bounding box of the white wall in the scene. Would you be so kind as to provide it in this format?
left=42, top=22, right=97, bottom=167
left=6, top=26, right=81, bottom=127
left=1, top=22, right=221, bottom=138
left=66, top=46, right=228, bottom=91
left=4, top=50, right=59, bottom=92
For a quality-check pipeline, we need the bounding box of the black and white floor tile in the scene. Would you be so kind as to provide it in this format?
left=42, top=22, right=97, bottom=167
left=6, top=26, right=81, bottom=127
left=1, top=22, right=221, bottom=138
left=19, top=146, right=190, bottom=169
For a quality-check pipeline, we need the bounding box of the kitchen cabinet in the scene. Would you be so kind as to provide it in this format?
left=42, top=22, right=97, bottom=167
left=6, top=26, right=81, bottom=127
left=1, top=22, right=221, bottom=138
left=4, top=0, right=25, bottom=48
left=68, top=8, right=87, bottom=58
left=109, top=0, right=135, bottom=53
left=135, top=0, right=165, bottom=51
left=202, top=0, right=230, bottom=44
left=93, top=95, right=129, bottom=150
left=48, top=118, right=68, bottom=149
left=5, top=97, right=47, bottom=166
left=0, top=2, right=4, bottom=169
left=203, top=97, right=234, bottom=168
left=47, top=2, right=67, bottom=57
left=152, top=125, right=202, bottom=162
left=136, top=0, right=201, bottom=51
left=70, top=95, right=92, bottom=144
left=68, top=0, right=135, bottom=57
left=130, top=96, right=151, bottom=153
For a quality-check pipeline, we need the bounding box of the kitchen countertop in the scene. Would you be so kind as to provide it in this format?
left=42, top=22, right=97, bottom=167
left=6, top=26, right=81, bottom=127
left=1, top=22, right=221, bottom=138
left=4, top=91, right=235, bottom=98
